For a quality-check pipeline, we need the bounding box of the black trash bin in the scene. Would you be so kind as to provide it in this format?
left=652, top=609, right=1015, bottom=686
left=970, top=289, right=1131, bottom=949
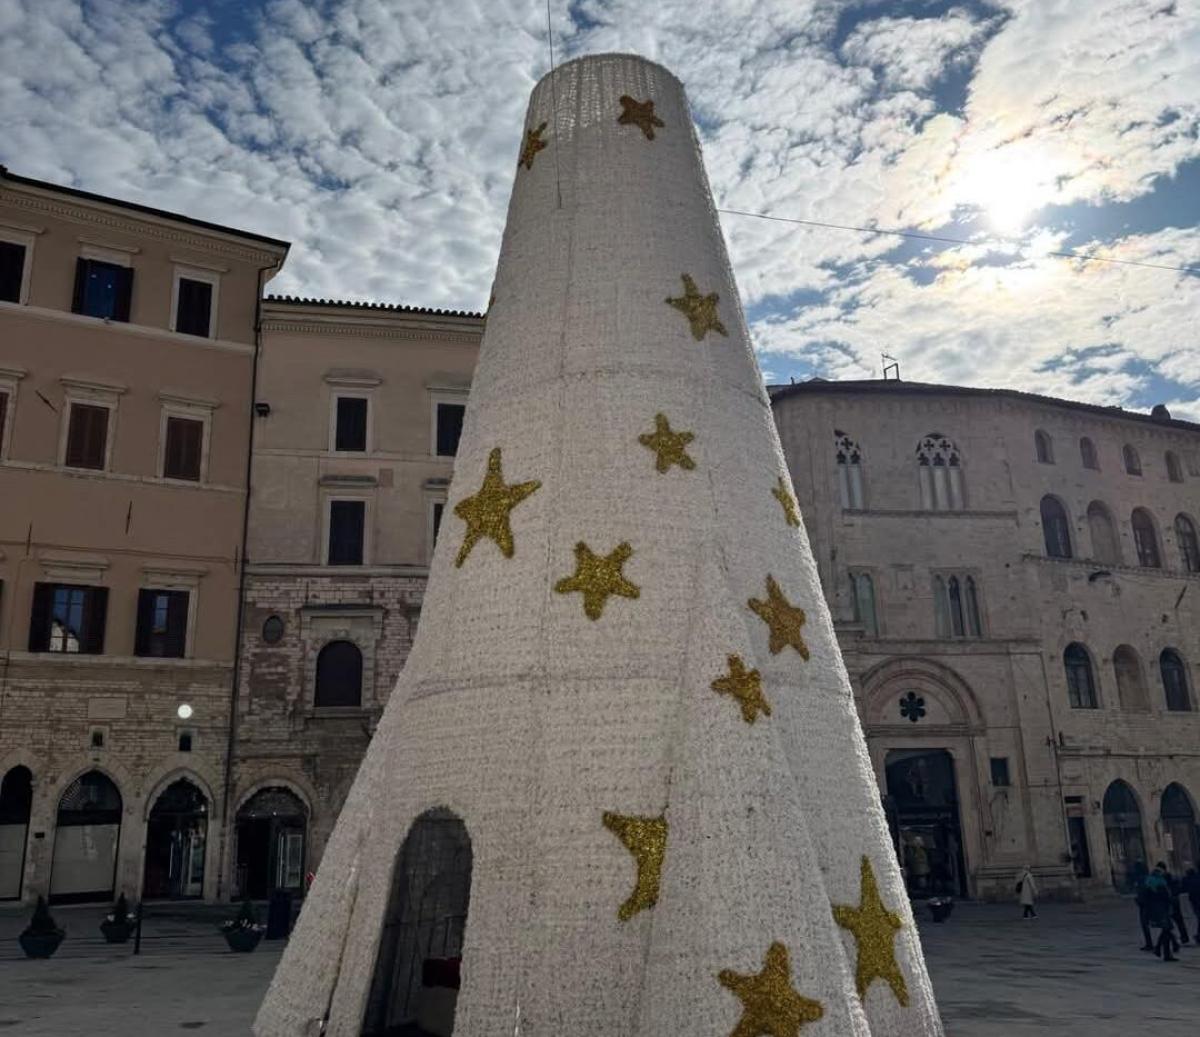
left=265, top=891, right=293, bottom=940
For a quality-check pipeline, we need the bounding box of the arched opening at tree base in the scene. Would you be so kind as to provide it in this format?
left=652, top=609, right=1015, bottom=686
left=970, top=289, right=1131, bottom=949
left=363, top=808, right=473, bottom=1037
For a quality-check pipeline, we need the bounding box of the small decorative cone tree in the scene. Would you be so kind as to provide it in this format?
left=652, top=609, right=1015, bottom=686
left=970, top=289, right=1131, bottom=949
left=256, top=53, right=943, bottom=1037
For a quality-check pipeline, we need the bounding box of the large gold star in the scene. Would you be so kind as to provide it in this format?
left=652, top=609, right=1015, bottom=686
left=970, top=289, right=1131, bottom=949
left=832, top=856, right=909, bottom=1007
left=771, top=476, right=800, bottom=527
left=666, top=274, right=728, bottom=341
left=452, top=447, right=541, bottom=567
left=554, top=541, right=640, bottom=619
left=748, top=575, right=810, bottom=658
left=718, top=942, right=824, bottom=1037
left=711, top=654, right=771, bottom=724
left=617, top=94, right=665, bottom=140
left=602, top=811, right=667, bottom=921
left=519, top=121, right=548, bottom=170
left=638, top=413, right=696, bottom=473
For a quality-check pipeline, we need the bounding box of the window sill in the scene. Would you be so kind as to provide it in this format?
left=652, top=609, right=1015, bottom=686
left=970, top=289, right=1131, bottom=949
left=8, top=651, right=229, bottom=669
left=0, top=459, right=240, bottom=494
left=842, top=507, right=1018, bottom=520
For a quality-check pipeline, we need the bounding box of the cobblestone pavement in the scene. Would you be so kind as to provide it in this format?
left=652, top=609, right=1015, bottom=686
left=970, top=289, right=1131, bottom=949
left=0, top=898, right=1197, bottom=1035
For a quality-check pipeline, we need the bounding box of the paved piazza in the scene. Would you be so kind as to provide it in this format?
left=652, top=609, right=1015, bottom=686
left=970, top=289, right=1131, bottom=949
left=0, top=900, right=1196, bottom=1035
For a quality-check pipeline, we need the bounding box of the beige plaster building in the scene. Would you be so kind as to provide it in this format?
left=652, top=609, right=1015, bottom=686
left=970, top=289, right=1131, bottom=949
left=228, top=296, right=482, bottom=899
left=0, top=167, right=288, bottom=904
left=771, top=379, right=1200, bottom=900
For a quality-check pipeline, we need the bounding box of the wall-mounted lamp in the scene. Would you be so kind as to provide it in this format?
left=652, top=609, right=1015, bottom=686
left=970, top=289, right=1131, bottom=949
left=254, top=402, right=271, bottom=418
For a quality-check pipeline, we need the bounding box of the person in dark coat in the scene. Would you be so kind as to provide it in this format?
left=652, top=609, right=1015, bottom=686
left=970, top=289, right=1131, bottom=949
left=1132, top=861, right=1153, bottom=951
left=1183, top=865, right=1200, bottom=941
left=1146, top=865, right=1180, bottom=962
left=1158, top=861, right=1191, bottom=945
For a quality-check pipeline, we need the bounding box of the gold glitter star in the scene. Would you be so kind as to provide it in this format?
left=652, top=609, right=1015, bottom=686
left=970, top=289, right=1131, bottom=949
left=602, top=811, right=667, bottom=921
left=832, top=856, right=909, bottom=1006
left=771, top=476, right=800, bottom=527
left=666, top=274, right=728, bottom=341
left=617, top=95, right=665, bottom=140
left=711, top=654, right=771, bottom=724
left=748, top=575, right=810, bottom=658
left=519, top=121, right=548, bottom=171
left=638, top=413, right=696, bottom=473
left=452, top=447, right=541, bottom=567
left=718, top=942, right=824, bottom=1037
left=554, top=541, right=640, bottom=620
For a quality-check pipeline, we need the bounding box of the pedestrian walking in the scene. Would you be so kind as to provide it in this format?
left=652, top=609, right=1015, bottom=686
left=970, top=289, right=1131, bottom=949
left=1146, top=865, right=1180, bottom=962
left=1132, top=861, right=1154, bottom=951
left=1160, top=862, right=1191, bottom=945
left=1015, top=864, right=1037, bottom=918
left=1183, top=865, right=1200, bottom=942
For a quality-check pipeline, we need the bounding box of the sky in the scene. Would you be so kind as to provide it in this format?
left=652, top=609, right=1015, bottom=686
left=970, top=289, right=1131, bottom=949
left=2, top=0, right=1198, bottom=417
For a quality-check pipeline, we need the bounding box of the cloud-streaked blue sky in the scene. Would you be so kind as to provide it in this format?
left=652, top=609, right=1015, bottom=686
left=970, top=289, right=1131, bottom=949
left=2, top=0, right=1197, bottom=416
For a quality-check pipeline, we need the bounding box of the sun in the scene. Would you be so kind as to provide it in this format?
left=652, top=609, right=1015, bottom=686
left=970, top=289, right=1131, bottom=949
left=959, top=145, right=1056, bottom=237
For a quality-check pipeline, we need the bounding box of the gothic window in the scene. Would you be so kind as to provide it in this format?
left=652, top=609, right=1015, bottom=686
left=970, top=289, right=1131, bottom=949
left=1176, top=514, right=1200, bottom=573
left=1131, top=508, right=1161, bottom=568
left=1064, top=643, right=1098, bottom=708
left=850, top=572, right=878, bottom=635
left=1040, top=496, right=1073, bottom=559
left=1165, top=451, right=1183, bottom=483
left=1079, top=436, right=1099, bottom=470
left=834, top=429, right=865, bottom=509
left=1034, top=430, right=1054, bottom=464
left=933, top=573, right=982, bottom=638
left=1161, top=649, right=1192, bottom=712
left=1123, top=444, right=1142, bottom=476
left=1087, top=501, right=1121, bottom=565
left=314, top=640, right=363, bottom=708
left=916, top=433, right=964, bottom=510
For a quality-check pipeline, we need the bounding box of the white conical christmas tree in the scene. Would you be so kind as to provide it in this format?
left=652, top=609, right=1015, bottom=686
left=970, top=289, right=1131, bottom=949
left=256, top=53, right=942, bottom=1037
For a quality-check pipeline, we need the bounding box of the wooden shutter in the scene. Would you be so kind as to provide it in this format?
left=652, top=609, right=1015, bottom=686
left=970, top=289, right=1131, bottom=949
left=71, top=258, right=88, bottom=314
left=66, top=404, right=109, bottom=469
left=134, top=589, right=154, bottom=656
left=83, top=587, right=108, bottom=654
left=165, top=417, right=203, bottom=480
left=165, top=591, right=189, bottom=657
left=113, top=266, right=133, bottom=322
left=28, top=582, right=53, bottom=652
left=176, top=278, right=212, bottom=337
left=0, top=241, right=25, bottom=303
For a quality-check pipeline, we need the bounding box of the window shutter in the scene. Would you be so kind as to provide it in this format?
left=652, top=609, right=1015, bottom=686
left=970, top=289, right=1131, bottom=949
left=166, top=592, right=189, bottom=656
left=0, top=392, right=7, bottom=455
left=28, top=582, right=53, bottom=652
left=67, top=404, right=109, bottom=469
left=84, top=587, right=108, bottom=654
left=0, top=241, right=25, bottom=303
left=177, top=279, right=213, bottom=337
left=71, top=258, right=88, bottom=314
left=134, top=589, right=154, bottom=656
left=113, top=266, right=133, bottom=322
left=165, top=417, right=203, bottom=480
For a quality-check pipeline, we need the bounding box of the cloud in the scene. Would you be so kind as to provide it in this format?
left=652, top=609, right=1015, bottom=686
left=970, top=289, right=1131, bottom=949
left=0, top=0, right=1196, bottom=414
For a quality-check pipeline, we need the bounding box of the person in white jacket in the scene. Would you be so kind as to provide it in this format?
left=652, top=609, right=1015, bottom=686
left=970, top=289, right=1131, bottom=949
left=1016, top=864, right=1038, bottom=918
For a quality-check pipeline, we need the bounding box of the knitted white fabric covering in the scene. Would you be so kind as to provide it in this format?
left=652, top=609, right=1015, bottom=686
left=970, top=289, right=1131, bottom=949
left=255, top=53, right=942, bottom=1037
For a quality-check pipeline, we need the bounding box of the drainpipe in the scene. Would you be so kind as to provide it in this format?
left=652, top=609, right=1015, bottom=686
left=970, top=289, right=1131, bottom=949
left=216, top=260, right=280, bottom=901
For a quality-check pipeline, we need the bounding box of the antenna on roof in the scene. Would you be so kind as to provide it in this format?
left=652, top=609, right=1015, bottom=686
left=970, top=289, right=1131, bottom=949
left=881, top=353, right=901, bottom=381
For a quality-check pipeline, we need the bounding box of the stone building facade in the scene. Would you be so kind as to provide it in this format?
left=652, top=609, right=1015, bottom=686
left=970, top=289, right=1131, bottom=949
left=227, top=297, right=482, bottom=899
left=0, top=167, right=289, bottom=903
left=771, top=379, right=1200, bottom=900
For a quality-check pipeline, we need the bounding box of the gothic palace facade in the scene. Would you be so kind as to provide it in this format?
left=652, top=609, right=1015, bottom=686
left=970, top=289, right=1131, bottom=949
left=2, top=170, right=1197, bottom=904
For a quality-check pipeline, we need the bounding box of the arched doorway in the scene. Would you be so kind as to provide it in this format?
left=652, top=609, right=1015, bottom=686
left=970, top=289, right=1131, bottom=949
left=0, top=767, right=33, bottom=899
left=50, top=771, right=122, bottom=903
left=234, top=786, right=307, bottom=900
left=1161, top=783, right=1198, bottom=875
left=885, top=750, right=966, bottom=898
left=1103, top=780, right=1146, bottom=893
left=364, top=808, right=473, bottom=1036
left=143, top=779, right=208, bottom=900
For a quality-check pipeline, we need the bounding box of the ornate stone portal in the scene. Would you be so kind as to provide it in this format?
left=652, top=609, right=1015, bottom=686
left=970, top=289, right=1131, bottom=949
left=255, top=53, right=943, bottom=1037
